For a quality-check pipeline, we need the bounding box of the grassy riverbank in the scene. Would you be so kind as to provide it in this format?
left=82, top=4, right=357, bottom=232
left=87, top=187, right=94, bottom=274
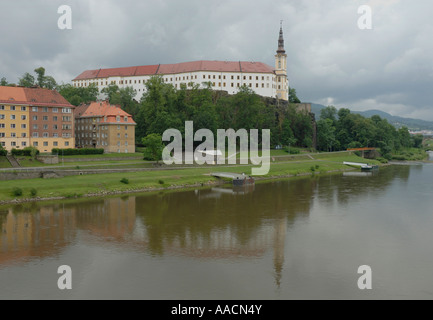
left=391, top=147, right=429, bottom=161
left=0, top=152, right=381, bottom=204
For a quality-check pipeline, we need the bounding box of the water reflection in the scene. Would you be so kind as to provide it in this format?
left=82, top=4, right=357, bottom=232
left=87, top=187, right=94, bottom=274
left=0, top=165, right=422, bottom=298
left=1, top=204, right=76, bottom=266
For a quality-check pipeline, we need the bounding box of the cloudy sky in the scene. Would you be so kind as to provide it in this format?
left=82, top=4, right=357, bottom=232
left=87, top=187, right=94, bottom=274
left=1, top=0, right=432, bottom=120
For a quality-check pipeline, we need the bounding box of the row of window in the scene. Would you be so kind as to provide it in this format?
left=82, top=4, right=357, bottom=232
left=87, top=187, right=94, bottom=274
left=31, top=107, right=71, bottom=113
left=31, top=133, right=72, bottom=138
left=75, top=80, right=286, bottom=94
left=0, top=106, right=72, bottom=113
left=0, top=105, right=27, bottom=111
left=1, top=123, right=27, bottom=129
left=0, top=141, right=70, bottom=148
left=1, top=115, right=72, bottom=122
left=77, top=140, right=129, bottom=147
left=74, top=74, right=276, bottom=87
left=1, top=115, right=27, bottom=120
left=76, top=116, right=129, bottom=124
left=78, top=133, right=129, bottom=138
left=0, top=124, right=71, bottom=130
left=0, top=133, right=27, bottom=138
left=1, top=123, right=127, bottom=132
left=76, top=125, right=129, bottom=131
left=201, top=75, right=272, bottom=81
left=0, top=132, right=66, bottom=138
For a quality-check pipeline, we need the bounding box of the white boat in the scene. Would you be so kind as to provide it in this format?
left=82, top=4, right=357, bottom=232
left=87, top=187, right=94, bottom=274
left=343, top=162, right=379, bottom=172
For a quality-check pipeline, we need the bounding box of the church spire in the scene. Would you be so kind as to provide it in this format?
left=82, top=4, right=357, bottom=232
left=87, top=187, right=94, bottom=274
left=277, top=21, right=285, bottom=54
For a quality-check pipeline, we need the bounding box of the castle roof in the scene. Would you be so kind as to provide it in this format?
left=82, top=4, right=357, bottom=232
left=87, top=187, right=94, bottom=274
left=73, top=60, right=275, bottom=81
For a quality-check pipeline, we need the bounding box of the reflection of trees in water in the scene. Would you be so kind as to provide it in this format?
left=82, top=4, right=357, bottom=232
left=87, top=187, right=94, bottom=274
left=0, top=204, right=76, bottom=265
left=0, top=197, right=136, bottom=265
left=316, top=165, right=411, bottom=207
left=136, top=179, right=315, bottom=256
left=71, top=197, right=136, bottom=240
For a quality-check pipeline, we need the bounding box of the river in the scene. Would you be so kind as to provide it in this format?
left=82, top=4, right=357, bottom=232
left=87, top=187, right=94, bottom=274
left=1, top=156, right=433, bottom=299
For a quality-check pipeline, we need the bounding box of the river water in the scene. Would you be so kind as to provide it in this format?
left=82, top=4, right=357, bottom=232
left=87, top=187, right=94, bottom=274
left=1, top=156, right=433, bottom=300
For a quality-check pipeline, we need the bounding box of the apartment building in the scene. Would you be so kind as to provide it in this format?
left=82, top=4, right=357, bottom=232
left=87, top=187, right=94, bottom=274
left=0, top=86, right=75, bottom=152
left=74, top=100, right=136, bottom=153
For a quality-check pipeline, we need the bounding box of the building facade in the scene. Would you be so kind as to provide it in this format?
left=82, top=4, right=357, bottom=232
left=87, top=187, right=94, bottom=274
left=72, top=27, right=289, bottom=101
left=0, top=86, right=75, bottom=152
left=74, top=100, right=136, bottom=153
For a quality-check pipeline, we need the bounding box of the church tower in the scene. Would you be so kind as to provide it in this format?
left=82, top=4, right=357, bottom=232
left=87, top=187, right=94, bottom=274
left=275, top=22, right=289, bottom=101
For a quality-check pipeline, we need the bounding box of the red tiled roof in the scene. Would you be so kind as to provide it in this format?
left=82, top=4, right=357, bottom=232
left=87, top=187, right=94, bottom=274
left=0, top=86, right=73, bottom=107
left=74, top=101, right=136, bottom=125
left=73, top=60, right=275, bottom=80
left=73, top=65, right=160, bottom=80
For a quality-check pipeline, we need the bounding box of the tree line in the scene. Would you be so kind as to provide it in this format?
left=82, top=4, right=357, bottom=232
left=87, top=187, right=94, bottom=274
left=317, top=106, right=423, bottom=159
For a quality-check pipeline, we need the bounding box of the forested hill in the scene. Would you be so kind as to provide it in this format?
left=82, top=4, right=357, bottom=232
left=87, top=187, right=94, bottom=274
left=311, top=103, right=433, bottom=131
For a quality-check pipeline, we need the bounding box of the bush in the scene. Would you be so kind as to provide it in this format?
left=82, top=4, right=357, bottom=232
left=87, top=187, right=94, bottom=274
left=376, top=157, right=388, bottom=164
left=120, top=178, right=129, bottom=184
left=12, top=187, right=23, bottom=197
left=158, top=180, right=164, bottom=185
left=30, top=188, right=38, bottom=197
left=392, top=155, right=408, bottom=161
left=11, top=147, right=40, bottom=157
left=52, top=148, right=104, bottom=156
left=383, top=153, right=393, bottom=161
left=0, top=146, right=7, bottom=156
left=310, top=166, right=316, bottom=172
left=286, top=147, right=300, bottom=155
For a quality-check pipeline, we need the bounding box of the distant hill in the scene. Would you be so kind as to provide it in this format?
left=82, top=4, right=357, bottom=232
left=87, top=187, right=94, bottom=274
left=310, top=103, right=433, bottom=131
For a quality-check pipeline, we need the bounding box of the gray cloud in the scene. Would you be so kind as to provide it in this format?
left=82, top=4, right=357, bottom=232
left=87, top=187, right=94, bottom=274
left=0, top=0, right=432, bottom=120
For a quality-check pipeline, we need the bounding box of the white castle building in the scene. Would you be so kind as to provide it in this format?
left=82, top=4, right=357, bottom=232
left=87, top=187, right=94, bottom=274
left=72, top=26, right=289, bottom=101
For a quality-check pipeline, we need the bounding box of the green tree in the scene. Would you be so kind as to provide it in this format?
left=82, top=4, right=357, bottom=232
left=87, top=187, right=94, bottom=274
left=398, top=127, right=412, bottom=149
left=142, top=133, right=164, bottom=163
left=101, top=84, right=120, bottom=102
left=44, top=76, right=57, bottom=90
left=18, top=72, right=35, bottom=87
left=317, top=118, right=336, bottom=151
left=320, top=106, right=338, bottom=124
left=412, top=134, right=423, bottom=149
left=105, top=86, right=139, bottom=119
left=1, top=77, right=8, bottom=86
left=138, top=76, right=179, bottom=137
left=34, top=67, right=46, bottom=87
left=0, top=144, right=7, bottom=156
left=289, top=87, right=301, bottom=103
left=280, top=118, right=296, bottom=146
left=57, top=83, right=99, bottom=106
left=292, top=109, right=313, bottom=148
left=17, top=67, right=57, bottom=89
left=29, top=146, right=38, bottom=160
